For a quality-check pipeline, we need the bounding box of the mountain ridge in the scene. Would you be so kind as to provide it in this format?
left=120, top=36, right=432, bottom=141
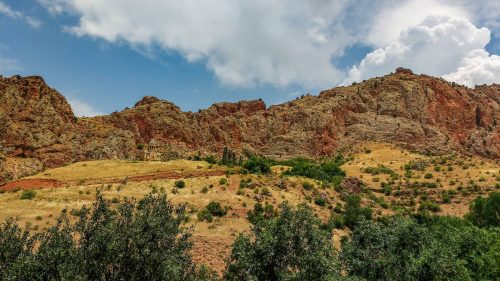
left=0, top=69, right=498, bottom=184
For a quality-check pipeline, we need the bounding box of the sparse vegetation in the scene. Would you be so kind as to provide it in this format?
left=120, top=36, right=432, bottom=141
left=174, top=180, right=186, bottom=188
left=20, top=190, right=36, bottom=200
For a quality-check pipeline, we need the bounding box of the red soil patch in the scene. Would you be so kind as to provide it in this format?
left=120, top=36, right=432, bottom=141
left=0, top=179, right=63, bottom=191
left=0, top=170, right=226, bottom=191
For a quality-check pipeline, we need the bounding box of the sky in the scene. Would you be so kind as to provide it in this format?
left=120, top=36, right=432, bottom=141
left=0, top=1, right=499, bottom=116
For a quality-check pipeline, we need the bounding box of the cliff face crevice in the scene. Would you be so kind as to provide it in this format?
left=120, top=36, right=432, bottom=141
left=0, top=69, right=498, bottom=184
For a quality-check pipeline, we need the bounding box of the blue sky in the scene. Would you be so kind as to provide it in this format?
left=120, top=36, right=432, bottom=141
left=0, top=1, right=499, bottom=116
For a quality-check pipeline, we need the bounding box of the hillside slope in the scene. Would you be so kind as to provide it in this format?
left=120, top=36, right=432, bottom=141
left=0, top=68, right=498, bottom=184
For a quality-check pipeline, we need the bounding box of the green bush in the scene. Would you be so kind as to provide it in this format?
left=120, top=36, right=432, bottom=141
left=465, top=192, right=499, bottom=227
left=225, top=203, right=342, bottom=280
left=242, top=156, right=271, bottom=174
left=302, top=181, right=314, bottom=191
left=341, top=216, right=499, bottom=281
left=0, top=192, right=202, bottom=280
left=197, top=209, right=213, bottom=223
left=247, top=203, right=277, bottom=225
left=20, top=190, right=36, bottom=200
left=219, top=178, right=228, bottom=185
left=419, top=201, right=441, bottom=212
left=424, top=173, right=433, bottom=179
left=343, top=195, right=372, bottom=228
left=314, top=196, right=328, bottom=206
left=282, top=158, right=345, bottom=183
left=205, top=201, right=228, bottom=217
left=174, top=180, right=186, bottom=188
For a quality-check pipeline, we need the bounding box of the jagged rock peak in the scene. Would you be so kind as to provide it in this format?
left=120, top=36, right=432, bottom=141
left=134, top=96, right=162, bottom=107
left=395, top=67, right=414, bottom=75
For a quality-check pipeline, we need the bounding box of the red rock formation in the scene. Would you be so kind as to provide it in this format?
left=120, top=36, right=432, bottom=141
left=1, top=70, right=498, bottom=184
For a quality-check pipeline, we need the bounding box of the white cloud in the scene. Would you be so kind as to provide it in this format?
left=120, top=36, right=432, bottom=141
left=343, top=16, right=499, bottom=86
left=67, top=97, right=103, bottom=117
left=365, top=0, right=469, bottom=47
left=37, top=0, right=355, bottom=88
left=443, top=50, right=500, bottom=87
left=37, top=0, right=500, bottom=88
left=0, top=57, right=21, bottom=73
left=0, top=2, right=41, bottom=28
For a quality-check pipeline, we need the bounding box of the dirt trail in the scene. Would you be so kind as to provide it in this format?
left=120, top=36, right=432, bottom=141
left=0, top=170, right=226, bottom=191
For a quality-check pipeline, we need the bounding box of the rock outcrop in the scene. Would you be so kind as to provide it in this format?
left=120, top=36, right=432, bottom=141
left=0, top=70, right=498, bottom=184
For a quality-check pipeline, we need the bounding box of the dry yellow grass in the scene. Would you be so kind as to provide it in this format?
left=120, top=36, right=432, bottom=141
left=0, top=143, right=498, bottom=271
left=26, top=159, right=218, bottom=181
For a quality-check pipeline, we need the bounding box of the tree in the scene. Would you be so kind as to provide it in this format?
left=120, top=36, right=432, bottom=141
left=0, top=193, right=204, bottom=281
left=340, top=216, right=500, bottom=281
left=224, top=203, right=342, bottom=281
left=243, top=157, right=271, bottom=174
left=465, top=192, right=500, bottom=227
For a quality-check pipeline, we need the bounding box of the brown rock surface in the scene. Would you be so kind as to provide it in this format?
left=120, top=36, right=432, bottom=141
left=0, top=70, right=498, bottom=184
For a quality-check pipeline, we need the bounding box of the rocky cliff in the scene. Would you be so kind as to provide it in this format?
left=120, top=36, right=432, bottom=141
left=1, top=69, right=498, bottom=184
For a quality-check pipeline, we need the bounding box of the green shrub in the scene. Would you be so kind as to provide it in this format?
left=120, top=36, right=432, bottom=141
left=20, top=190, right=36, bottom=200
left=225, top=203, right=342, bottom=280
left=111, top=197, right=120, bottom=203
left=302, top=181, right=314, bottom=191
left=174, top=180, right=185, bottom=188
left=205, top=201, right=228, bottom=217
left=243, top=156, right=271, bottom=174
left=283, top=158, right=345, bottom=183
left=247, top=203, right=277, bottom=225
left=0, top=192, right=200, bottom=280
left=200, top=186, right=209, bottom=194
left=424, top=173, right=433, bottom=179
left=314, top=196, right=328, bottom=206
left=219, top=178, right=228, bottom=185
left=197, top=209, right=213, bottom=223
left=419, top=201, right=441, bottom=212
left=465, top=192, right=499, bottom=227
left=341, top=216, right=499, bottom=281
left=343, top=195, right=372, bottom=228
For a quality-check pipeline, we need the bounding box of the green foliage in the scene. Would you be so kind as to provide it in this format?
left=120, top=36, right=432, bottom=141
left=225, top=203, right=343, bottom=281
left=247, top=203, right=277, bottom=225
left=283, top=158, right=345, bottom=183
left=0, top=193, right=202, bottom=280
left=198, top=201, right=228, bottom=222
left=419, top=201, right=441, bottom=213
left=220, top=147, right=239, bottom=166
left=341, top=216, right=500, bottom=281
left=197, top=209, right=213, bottom=223
left=363, top=165, right=395, bottom=175
left=19, top=190, right=36, bottom=200
left=424, top=173, right=433, bottom=179
left=203, top=155, right=218, bottom=164
left=466, top=192, right=500, bottom=227
left=343, top=195, right=372, bottom=228
left=242, top=156, right=271, bottom=174
left=302, top=181, right=314, bottom=191
left=314, top=196, right=328, bottom=206
left=205, top=201, right=228, bottom=217
left=219, top=178, right=228, bottom=185
left=404, top=160, right=428, bottom=171
left=174, top=180, right=186, bottom=188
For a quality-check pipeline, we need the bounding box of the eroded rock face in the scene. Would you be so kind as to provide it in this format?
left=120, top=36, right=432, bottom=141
left=0, top=70, right=498, bottom=183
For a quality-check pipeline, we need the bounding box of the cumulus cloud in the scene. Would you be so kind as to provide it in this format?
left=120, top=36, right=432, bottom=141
left=343, top=16, right=499, bottom=86
left=443, top=50, right=500, bottom=87
left=39, top=0, right=356, bottom=88
left=37, top=0, right=500, bottom=88
left=0, top=2, right=41, bottom=28
left=67, top=97, right=103, bottom=117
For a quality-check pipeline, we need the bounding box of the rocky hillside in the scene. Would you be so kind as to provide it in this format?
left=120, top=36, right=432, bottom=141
left=0, top=68, right=498, bottom=184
